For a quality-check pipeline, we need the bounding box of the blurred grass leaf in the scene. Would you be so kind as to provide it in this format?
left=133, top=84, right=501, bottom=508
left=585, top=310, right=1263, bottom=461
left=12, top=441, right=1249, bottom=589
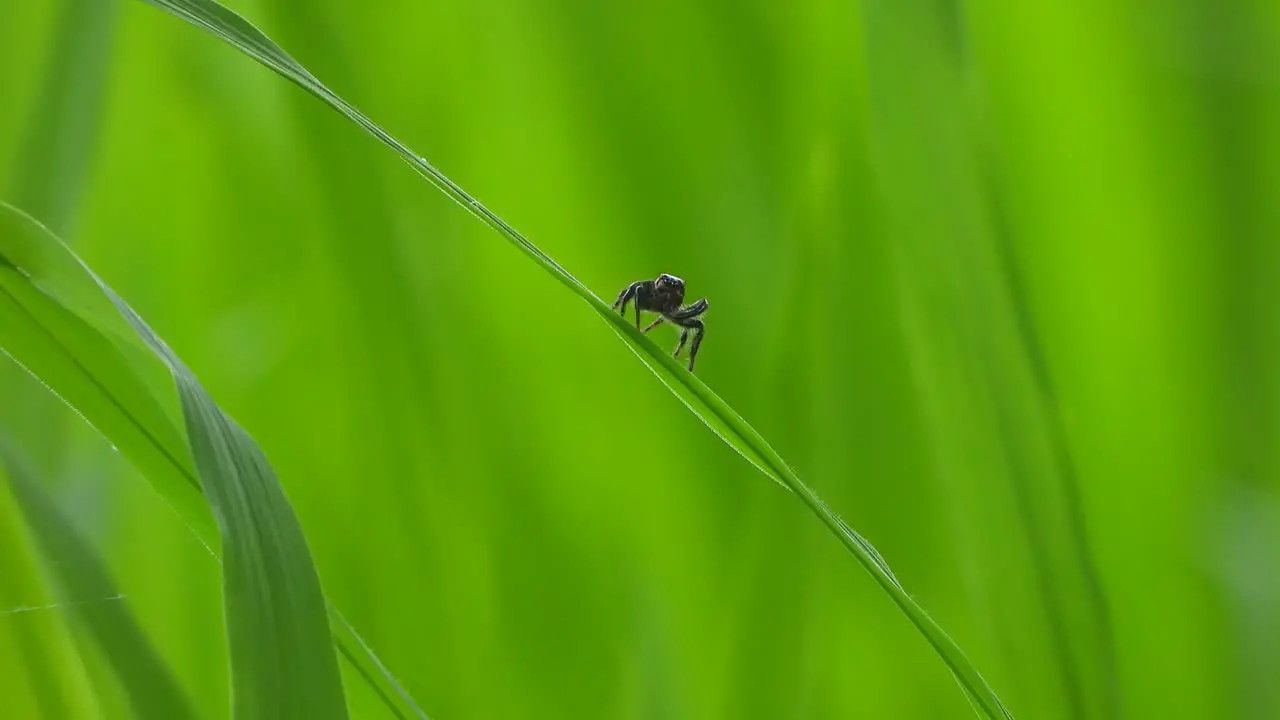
left=858, top=0, right=1119, bottom=716
left=0, top=0, right=116, bottom=486
left=4, top=0, right=114, bottom=237
left=0, top=205, right=426, bottom=718
left=0, top=457, right=97, bottom=718
left=135, top=0, right=1013, bottom=716
left=0, top=440, right=197, bottom=720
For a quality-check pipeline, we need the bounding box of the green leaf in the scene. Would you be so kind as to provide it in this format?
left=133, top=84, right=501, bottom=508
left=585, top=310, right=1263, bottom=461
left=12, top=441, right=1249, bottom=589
left=4, top=0, right=115, bottom=237
left=0, top=0, right=116, bottom=480
left=1, top=440, right=197, bottom=720
left=133, top=1, right=1013, bottom=716
left=857, top=0, right=1119, bottom=716
left=0, top=205, right=398, bottom=719
left=0, top=457, right=98, bottom=719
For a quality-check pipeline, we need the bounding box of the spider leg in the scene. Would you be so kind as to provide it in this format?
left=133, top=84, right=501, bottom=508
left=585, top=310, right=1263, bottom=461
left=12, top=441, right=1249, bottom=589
left=673, top=328, right=690, bottom=357
left=667, top=298, right=708, bottom=321
left=612, top=282, right=639, bottom=316
left=667, top=298, right=708, bottom=370
left=643, top=316, right=666, bottom=333
left=685, top=320, right=705, bottom=372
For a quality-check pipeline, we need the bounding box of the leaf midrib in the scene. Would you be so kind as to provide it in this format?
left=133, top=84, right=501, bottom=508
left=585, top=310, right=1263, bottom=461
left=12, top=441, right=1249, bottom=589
left=0, top=276, right=201, bottom=495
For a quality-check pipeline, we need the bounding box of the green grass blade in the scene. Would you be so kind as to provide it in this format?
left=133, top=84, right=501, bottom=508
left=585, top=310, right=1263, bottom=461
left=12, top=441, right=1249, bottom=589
left=0, top=458, right=98, bottom=719
left=0, top=204, right=367, bottom=719
left=175, top=373, right=347, bottom=720
left=0, top=0, right=116, bottom=480
left=1, top=441, right=197, bottom=720
left=4, top=0, right=114, bottom=237
left=858, top=0, right=1119, bottom=716
left=133, top=1, right=1014, bottom=716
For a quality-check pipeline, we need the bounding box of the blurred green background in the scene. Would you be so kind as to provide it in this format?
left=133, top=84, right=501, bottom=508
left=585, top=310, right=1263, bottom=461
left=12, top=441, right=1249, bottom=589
left=2, top=0, right=1278, bottom=718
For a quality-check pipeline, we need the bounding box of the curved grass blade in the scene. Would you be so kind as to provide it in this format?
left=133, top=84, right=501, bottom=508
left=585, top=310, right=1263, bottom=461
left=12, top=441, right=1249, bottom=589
left=133, top=1, right=1014, bottom=716
left=0, top=205, right=371, bottom=719
left=0, top=0, right=116, bottom=483
left=1, top=440, right=197, bottom=720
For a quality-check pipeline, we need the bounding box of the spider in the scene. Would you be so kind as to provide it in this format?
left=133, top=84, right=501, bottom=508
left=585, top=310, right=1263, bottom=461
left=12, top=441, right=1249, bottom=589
left=611, top=273, right=709, bottom=372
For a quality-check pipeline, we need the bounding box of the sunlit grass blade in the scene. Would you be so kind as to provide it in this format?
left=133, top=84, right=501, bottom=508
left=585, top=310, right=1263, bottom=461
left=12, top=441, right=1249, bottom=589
left=133, top=0, right=1014, bottom=716
left=0, top=205, right=368, bottom=719
left=1, top=440, right=197, bottom=720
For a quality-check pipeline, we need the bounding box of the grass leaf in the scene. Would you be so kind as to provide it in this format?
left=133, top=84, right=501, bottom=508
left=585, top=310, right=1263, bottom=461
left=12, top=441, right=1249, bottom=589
left=4, top=0, right=115, bottom=237
left=1, top=440, right=197, bottom=720
left=0, top=0, right=116, bottom=484
left=0, top=456, right=97, bottom=718
left=0, top=204, right=383, bottom=719
left=857, top=0, right=1119, bottom=715
left=134, top=0, right=1013, bottom=716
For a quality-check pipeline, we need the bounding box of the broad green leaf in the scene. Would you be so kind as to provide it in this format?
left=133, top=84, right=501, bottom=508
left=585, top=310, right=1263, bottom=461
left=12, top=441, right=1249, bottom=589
left=1, top=441, right=197, bottom=720
left=134, top=1, right=1013, bottom=716
left=0, top=205, right=398, bottom=719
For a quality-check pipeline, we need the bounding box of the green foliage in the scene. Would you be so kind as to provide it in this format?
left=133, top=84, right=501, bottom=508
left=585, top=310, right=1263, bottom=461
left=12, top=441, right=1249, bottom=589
left=0, top=205, right=374, bottom=718
left=1, top=442, right=196, bottom=720
left=859, top=2, right=1117, bottom=716
left=0, top=459, right=98, bottom=719
left=136, top=0, right=1012, bottom=716
left=2, top=0, right=1277, bottom=718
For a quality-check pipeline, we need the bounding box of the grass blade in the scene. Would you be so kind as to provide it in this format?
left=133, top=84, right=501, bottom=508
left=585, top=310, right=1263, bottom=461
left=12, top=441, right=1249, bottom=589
left=4, top=0, right=114, bottom=237
left=0, top=457, right=97, bottom=719
left=857, top=0, right=1119, bottom=716
left=1, top=440, right=197, bottom=720
left=134, top=0, right=1013, bottom=716
left=0, top=0, right=116, bottom=481
left=0, top=205, right=356, bottom=718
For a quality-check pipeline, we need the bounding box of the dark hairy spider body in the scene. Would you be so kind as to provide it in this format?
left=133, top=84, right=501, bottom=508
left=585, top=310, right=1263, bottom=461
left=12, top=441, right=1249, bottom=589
left=611, top=273, right=709, bottom=371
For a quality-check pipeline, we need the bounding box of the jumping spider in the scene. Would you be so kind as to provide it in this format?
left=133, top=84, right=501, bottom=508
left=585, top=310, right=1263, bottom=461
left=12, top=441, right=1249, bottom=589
left=612, top=273, right=708, bottom=372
